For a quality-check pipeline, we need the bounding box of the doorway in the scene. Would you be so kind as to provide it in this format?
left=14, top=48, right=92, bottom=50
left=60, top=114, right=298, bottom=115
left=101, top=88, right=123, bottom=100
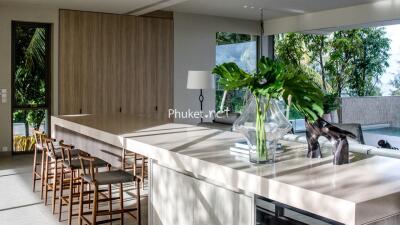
left=11, top=21, right=51, bottom=153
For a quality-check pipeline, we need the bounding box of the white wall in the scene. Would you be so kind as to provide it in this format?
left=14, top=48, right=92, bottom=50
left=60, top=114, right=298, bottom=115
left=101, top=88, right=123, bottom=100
left=0, top=5, right=59, bottom=154
left=173, top=12, right=259, bottom=124
left=264, top=0, right=400, bottom=35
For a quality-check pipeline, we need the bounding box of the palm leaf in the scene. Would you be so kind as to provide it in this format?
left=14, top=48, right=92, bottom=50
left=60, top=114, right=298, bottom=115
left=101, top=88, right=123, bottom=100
left=25, top=28, right=46, bottom=71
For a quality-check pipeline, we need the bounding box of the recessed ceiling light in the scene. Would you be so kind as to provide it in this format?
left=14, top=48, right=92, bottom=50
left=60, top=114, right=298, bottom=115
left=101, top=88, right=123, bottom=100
left=243, top=4, right=256, bottom=9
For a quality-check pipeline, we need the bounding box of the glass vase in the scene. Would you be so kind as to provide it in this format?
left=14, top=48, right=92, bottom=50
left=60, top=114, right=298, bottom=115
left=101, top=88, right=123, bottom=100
left=233, top=95, right=292, bottom=164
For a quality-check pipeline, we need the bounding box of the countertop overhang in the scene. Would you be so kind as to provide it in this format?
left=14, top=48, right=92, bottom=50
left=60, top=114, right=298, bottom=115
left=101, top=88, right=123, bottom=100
left=51, top=114, right=400, bottom=225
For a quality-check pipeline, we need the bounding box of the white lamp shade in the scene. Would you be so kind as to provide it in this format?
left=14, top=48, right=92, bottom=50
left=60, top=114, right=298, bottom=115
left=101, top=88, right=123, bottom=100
left=187, top=71, right=214, bottom=89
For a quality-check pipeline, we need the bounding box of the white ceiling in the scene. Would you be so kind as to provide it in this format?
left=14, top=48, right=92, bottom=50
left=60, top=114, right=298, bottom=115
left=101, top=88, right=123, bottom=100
left=0, top=0, right=389, bottom=20
left=0, top=0, right=163, bottom=14
left=166, top=0, right=388, bottom=20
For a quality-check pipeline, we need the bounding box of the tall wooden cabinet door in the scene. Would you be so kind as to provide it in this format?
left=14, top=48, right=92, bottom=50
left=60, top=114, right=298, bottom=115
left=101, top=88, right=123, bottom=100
left=95, top=13, right=122, bottom=114
left=151, top=163, right=195, bottom=225
left=194, top=179, right=253, bottom=225
left=59, top=10, right=83, bottom=115
left=132, top=17, right=158, bottom=116
left=80, top=11, right=101, bottom=114
left=154, top=18, right=174, bottom=120
left=120, top=16, right=137, bottom=115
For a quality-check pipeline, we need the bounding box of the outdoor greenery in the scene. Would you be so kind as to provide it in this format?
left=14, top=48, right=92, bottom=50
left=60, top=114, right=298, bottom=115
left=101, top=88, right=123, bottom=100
left=275, top=27, right=391, bottom=119
left=275, top=28, right=390, bottom=97
left=216, top=32, right=253, bottom=45
left=217, top=28, right=391, bottom=120
left=13, top=26, right=47, bottom=137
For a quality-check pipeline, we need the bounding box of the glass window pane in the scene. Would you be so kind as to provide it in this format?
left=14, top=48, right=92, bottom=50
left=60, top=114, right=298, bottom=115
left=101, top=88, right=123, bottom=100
left=12, top=109, right=48, bottom=152
left=14, top=25, right=48, bottom=107
left=215, top=32, right=257, bottom=113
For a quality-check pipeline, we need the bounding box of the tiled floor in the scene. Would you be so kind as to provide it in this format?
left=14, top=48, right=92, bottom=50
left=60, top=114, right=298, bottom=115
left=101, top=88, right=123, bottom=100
left=0, top=154, right=148, bottom=225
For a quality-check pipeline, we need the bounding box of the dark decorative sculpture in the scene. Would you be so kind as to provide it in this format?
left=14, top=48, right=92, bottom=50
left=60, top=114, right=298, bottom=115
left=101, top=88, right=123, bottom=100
left=378, top=140, right=399, bottom=150
left=305, top=118, right=356, bottom=165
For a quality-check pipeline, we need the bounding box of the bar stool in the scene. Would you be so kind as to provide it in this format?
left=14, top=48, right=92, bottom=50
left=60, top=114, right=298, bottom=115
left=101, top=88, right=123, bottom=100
left=58, top=143, right=111, bottom=225
left=32, top=129, right=46, bottom=196
left=137, top=156, right=148, bottom=190
left=43, top=138, right=81, bottom=214
left=78, top=154, right=141, bottom=225
left=122, top=149, right=148, bottom=190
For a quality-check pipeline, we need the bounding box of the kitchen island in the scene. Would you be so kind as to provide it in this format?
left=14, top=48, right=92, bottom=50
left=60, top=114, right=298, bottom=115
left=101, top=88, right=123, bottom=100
left=52, top=114, right=400, bottom=225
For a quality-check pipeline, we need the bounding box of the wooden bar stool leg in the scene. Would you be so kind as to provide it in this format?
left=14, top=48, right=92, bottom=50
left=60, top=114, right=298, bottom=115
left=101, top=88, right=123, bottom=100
left=40, top=149, right=45, bottom=200
left=58, top=165, right=65, bottom=222
left=32, top=145, right=38, bottom=192
left=120, top=183, right=124, bottom=225
left=87, top=183, right=91, bottom=209
left=137, top=179, right=141, bottom=225
left=108, top=164, right=112, bottom=223
left=44, top=156, right=49, bottom=205
left=108, top=184, right=112, bottom=224
left=78, top=179, right=84, bottom=225
left=52, top=160, right=58, bottom=214
left=92, top=185, right=98, bottom=225
left=68, top=171, right=74, bottom=225
left=141, top=158, right=145, bottom=190
left=122, top=148, right=126, bottom=170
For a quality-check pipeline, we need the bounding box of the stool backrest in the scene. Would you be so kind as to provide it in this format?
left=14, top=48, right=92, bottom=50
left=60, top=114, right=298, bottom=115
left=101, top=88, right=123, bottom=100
left=60, top=143, right=74, bottom=164
left=44, top=137, right=59, bottom=156
left=33, top=129, right=45, bottom=148
left=79, top=154, right=96, bottom=181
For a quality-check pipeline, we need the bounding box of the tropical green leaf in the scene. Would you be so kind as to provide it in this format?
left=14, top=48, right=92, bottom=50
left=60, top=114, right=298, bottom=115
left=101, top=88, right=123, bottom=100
left=213, top=56, right=324, bottom=122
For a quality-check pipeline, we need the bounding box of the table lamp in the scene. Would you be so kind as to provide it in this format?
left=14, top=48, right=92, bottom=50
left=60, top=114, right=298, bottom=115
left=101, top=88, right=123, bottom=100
left=187, top=70, right=214, bottom=123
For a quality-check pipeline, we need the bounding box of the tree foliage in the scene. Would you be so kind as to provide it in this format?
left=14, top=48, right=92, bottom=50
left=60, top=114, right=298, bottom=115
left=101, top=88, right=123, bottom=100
left=325, top=30, right=360, bottom=96
left=347, top=28, right=389, bottom=96
left=275, top=33, right=305, bottom=66
left=275, top=27, right=390, bottom=98
left=216, top=32, right=252, bottom=45
left=303, top=35, right=330, bottom=90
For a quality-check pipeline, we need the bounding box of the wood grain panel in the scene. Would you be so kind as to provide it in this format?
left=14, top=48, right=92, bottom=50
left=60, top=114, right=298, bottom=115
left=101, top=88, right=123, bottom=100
left=135, top=17, right=157, bottom=115
left=59, top=10, right=173, bottom=117
left=97, top=13, right=121, bottom=114
left=59, top=10, right=83, bottom=114
left=80, top=11, right=101, bottom=114
left=120, top=15, right=137, bottom=115
left=155, top=18, right=174, bottom=120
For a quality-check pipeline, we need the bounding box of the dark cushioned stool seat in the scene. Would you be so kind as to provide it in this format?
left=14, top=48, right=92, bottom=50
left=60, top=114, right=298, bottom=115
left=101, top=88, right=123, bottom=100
left=63, top=158, right=109, bottom=170
left=36, top=142, right=61, bottom=151
left=51, top=149, right=81, bottom=160
left=82, top=170, right=136, bottom=185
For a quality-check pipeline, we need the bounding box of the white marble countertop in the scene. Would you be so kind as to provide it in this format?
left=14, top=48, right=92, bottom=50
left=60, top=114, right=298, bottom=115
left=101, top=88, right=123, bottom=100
left=52, top=114, right=400, bottom=225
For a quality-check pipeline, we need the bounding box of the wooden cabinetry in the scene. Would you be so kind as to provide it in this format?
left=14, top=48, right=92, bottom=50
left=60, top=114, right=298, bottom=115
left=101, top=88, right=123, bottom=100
left=59, top=10, right=83, bottom=114
left=150, top=163, right=254, bottom=225
left=59, top=10, right=173, bottom=118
